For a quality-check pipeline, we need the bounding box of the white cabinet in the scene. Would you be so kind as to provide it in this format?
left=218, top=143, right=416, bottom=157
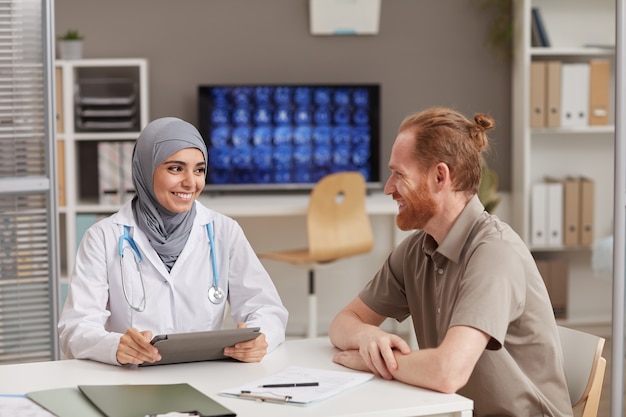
left=511, top=0, right=615, bottom=327
left=55, top=58, right=149, bottom=282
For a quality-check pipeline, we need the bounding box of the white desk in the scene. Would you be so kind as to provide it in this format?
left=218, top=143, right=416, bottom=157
left=0, top=338, right=472, bottom=417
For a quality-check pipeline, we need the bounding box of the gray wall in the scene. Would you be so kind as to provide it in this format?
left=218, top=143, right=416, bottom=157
left=55, top=0, right=512, bottom=190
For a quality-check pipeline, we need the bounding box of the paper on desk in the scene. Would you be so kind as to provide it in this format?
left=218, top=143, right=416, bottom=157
left=220, top=366, right=373, bottom=405
left=0, top=394, right=56, bottom=417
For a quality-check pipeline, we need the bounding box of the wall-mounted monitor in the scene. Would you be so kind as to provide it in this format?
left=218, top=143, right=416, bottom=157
left=198, top=83, right=381, bottom=193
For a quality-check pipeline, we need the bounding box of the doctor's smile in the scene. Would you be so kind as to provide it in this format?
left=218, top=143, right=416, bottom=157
left=153, top=148, right=206, bottom=213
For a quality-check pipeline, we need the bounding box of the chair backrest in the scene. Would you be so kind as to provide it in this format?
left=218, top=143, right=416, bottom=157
left=557, top=325, right=606, bottom=417
left=306, top=171, right=374, bottom=262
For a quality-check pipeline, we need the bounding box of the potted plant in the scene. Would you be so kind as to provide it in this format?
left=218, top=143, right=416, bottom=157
left=478, top=0, right=513, bottom=61
left=478, top=156, right=501, bottom=214
left=57, top=29, right=84, bottom=60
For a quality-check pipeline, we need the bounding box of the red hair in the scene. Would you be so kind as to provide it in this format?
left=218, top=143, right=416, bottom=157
left=398, top=107, right=494, bottom=194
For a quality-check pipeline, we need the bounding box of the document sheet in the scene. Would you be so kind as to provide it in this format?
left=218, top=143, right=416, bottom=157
left=220, top=366, right=373, bottom=405
left=0, top=394, right=56, bottom=417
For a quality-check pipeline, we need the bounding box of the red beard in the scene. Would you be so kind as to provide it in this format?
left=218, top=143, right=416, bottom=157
left=395, top=180, right=437, bottom=231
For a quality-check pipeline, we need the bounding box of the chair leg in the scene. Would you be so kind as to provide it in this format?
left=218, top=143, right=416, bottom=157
left=307, top=269, right=317, bottom=339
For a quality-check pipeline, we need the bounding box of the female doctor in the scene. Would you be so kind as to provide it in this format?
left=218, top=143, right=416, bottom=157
left=58, top=117, right=288, bottom=366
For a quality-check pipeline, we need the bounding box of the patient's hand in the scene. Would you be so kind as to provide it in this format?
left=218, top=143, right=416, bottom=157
left=332, top=349, right=372, bottom=373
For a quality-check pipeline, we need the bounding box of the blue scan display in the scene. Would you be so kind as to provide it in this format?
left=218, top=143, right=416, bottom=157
left=198, top=84, right=380, bottom=189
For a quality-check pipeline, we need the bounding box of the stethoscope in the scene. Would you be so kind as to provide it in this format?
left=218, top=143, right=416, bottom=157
left=118, top=222, right=225, bottom=312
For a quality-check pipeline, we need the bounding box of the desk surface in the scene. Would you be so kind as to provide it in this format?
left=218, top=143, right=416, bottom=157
left=0, top=338, right=472, bottom=417
left=198, top=190, right=398, bottom=217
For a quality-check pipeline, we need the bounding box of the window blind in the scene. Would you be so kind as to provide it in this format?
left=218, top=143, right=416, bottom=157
left=0, top=0, right=59, bottom=363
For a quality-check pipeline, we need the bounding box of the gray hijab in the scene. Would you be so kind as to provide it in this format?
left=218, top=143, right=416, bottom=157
left=131, top=117, right=208, bottom=272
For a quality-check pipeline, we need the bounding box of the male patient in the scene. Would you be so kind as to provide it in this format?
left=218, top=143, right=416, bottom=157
left=328, top=107, right=572, bottom=417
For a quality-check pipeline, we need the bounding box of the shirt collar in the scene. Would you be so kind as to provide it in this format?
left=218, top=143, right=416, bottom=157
left=433, top=194, right=485, bottom=263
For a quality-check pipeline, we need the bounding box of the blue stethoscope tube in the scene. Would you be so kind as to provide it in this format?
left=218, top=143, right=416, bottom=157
left=118, top=222, right=224, bottom=312
left=206, top=222, right=225, bottom=304
left=119, top=225, right=146, bottom=312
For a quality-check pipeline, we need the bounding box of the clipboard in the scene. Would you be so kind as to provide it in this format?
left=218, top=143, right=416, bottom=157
left=140, top=327, right=261, bottom=366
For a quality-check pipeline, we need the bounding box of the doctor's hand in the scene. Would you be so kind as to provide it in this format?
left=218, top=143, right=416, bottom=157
left=116, top=328, right=161, bottom=365
left=223, top=322, right=268, bottom=363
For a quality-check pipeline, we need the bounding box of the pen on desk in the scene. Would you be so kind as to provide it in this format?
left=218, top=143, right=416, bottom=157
left=259, top=382, right=319, bottom=388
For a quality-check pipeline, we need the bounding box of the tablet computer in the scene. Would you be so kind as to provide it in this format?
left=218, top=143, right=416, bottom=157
left=139, top=327, right=261, bottom=366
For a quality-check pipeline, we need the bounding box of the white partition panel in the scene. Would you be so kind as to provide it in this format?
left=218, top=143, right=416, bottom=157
left=0, top=0, right=59, bottom=363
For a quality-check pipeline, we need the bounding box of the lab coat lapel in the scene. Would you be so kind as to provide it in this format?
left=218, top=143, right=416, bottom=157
left=135, top=231, right=172, bottom=280
left=112, top=201, right=188, bottom=281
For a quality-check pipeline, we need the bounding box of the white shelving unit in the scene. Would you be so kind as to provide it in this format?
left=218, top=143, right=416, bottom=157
left=55, top=58, right=149, bottom=282
left=511, top=0, right=615, bottom=329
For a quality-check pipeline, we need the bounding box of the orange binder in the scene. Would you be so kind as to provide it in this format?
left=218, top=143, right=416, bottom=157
left=588, top=59, right=611, bottom=126
left=579, top=177, right=594, bottom=247
left=57, top=140, right=66, bottom=207
left=545, top=61, right=561, bottom=128
left=530, top=61, right=546, bottom=128
left=55, top=67, right=64, bottom=134
left=562, top=177, right=579, bottom=247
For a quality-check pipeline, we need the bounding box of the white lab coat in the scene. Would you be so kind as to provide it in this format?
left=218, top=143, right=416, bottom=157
left=58, top=200, right=288, bottom=365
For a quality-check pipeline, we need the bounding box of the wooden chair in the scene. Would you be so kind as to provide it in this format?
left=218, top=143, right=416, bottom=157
left=557, top=325, right=606, bottom=417
left=259, top=171, right=374, bottom=338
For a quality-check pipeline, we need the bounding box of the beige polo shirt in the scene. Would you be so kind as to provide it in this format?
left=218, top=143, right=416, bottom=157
left=360, top=195, right=572, bottom=417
